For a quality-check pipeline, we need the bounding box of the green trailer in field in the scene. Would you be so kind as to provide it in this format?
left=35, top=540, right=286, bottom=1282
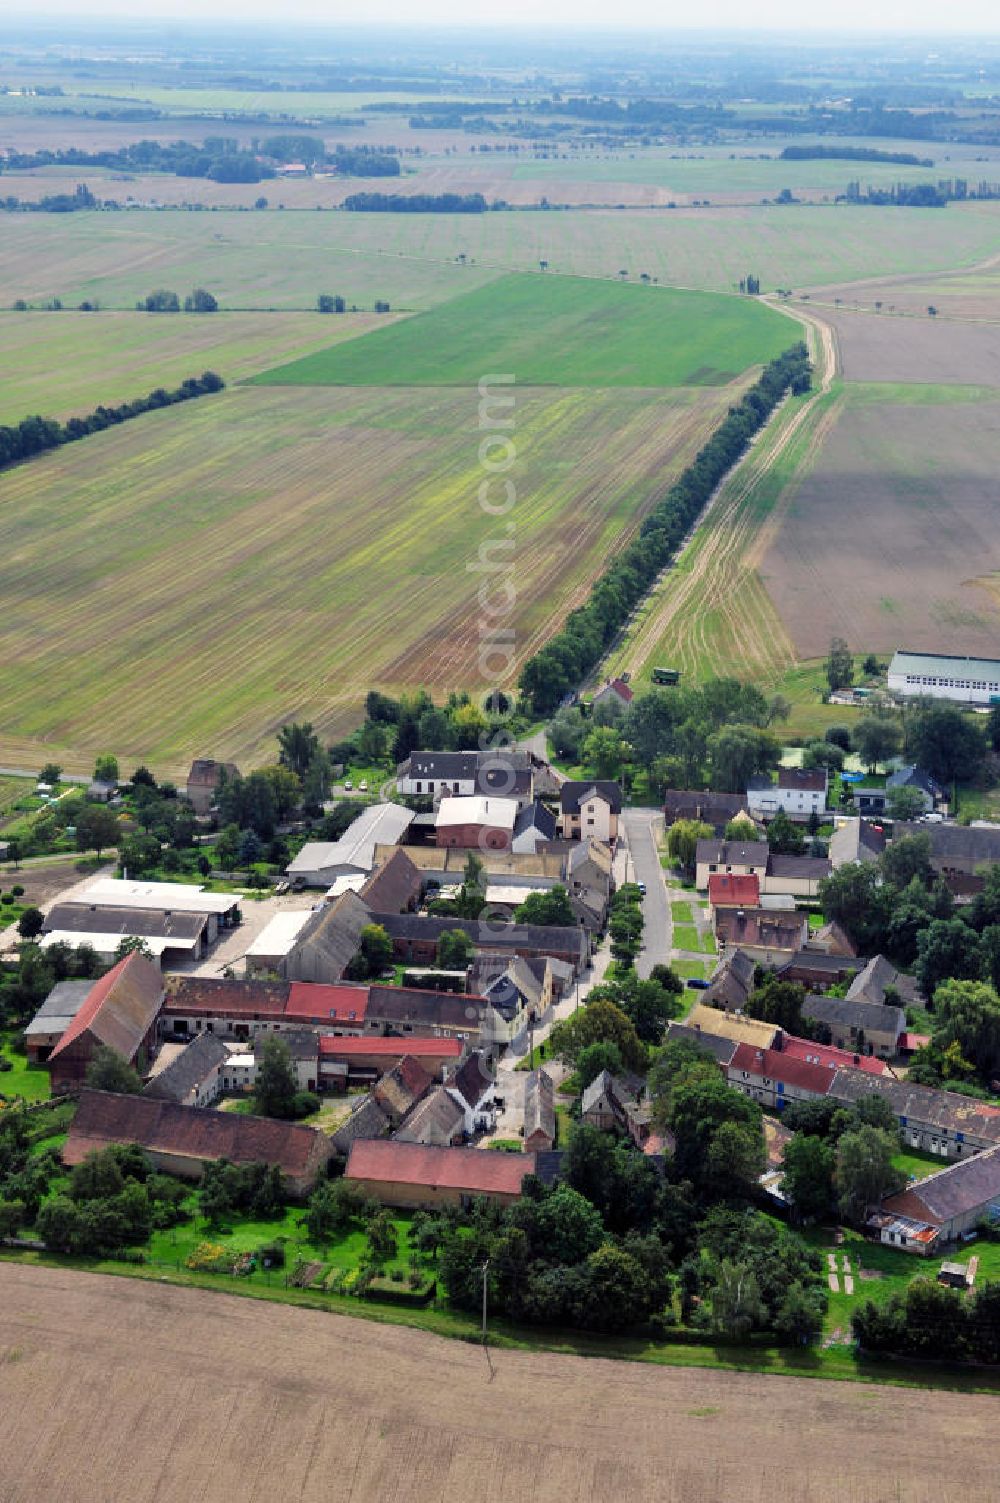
left=651, top=667, right=680, bottom=686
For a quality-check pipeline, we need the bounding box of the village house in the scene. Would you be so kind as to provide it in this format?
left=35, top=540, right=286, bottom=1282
left=332, top=1095, right=393, bottom=1156
left=746, top=767, right=828, bottom=823
left=802, top=993, right=906, bottom=1058
left=374, top=909, right=590, bottom=975
left=664, top=1020, right=738, bottom=1067
left=580, top=1069, right=638, bottom=1132
left=708, top=873, right=760, bottom=909
left=713, top=907, right=810, bottom=965
left=397, top=749, right=534, bottom=807
left=829, top=818, right=887, bottom=869
left=695, top=838, right=769, bottom=891
left=286, top=804, right=414, bottom=888
left=185, top=758, right=239, bottom=816
left=829, top=1072, right=1000, bottom=1160
left=663, top=789, right=754, bottom=836
left=894, top=821, right=1000, bottom=894
left=760, top=852, right=831, bottom=899
left=523, top=1068, right=556, bottom=1151
left=683, top=1003, right=779, bottom=1051
left=702, top=948, right=756, bottom=1012
left=372, top=1056, right=435, bottom=1125
left=280, top=892, right=373, bottom=982
left=557, top=781, right=622, bottom=843
left=142, top=1033, right=230, bottom=1108
left=318, top=1034, right=463, bottom=1087
left=591, top=677, right=634, bottom=712
left=434, top=794, right=519, bottom=851
left=847, top=954, right=921, bottom=1009
left=775, top=949, right=860, bottom=988
left=727, top=1042, right=836, bottom=1112
left=869, top=1144, right=1000, bottom=1253
left=344, top=1138, right=536, bottom=1209
left=47, top=951, right=164, bottom=1094
left=394, top=1087, right=467, bottom=1147
left=511, top=800, right=558, bottom=855
left=243, top=909, right=314, bottom=978
left=63, top=1090, right=332, bottom=1195
left=852, top=765, right=945, bottom=818
left=358, top=848, right=425, bottom=914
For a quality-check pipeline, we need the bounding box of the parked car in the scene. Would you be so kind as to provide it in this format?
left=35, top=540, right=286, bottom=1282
left=685, top=977, right=710, bottom=990
left=359, top=780, right=369, bottom=792
left=638, top=880, right=647, bottom=895
left=344, top=780, right=353, bottom=790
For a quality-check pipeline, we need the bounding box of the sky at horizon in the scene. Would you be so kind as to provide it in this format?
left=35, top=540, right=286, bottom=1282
left=10, top=4, right=1000, bottom=36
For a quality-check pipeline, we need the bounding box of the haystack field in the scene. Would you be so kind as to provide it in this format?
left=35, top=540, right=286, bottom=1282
left=0, top=1264, right=994, bottom=1503
left=0, top=380, right=736, bottom=774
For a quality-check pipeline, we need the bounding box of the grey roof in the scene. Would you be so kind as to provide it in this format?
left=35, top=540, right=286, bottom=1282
left=513, top=800, right=557, bottom=841
left=45, top=902, right=208, bottom=941
left=664, top=790, right=750, bottom=829
left=766, top=854, right=832, bottom=880
left=883, top=1144, right=1000, bottom=1224
left=896, top=822, right=1000, bottom=867
left=367, top=983, right=489, bottom=1033
left=804, top=993, right=905, bottom=1040
left=696, top=838, right=769, bottom=868
left=831, top=1071, right=1000, bottom=1145
left=704, top=949, right=755, bottom=1010
left=847, top=955, right=901, bottom=1005
left=523, top=1069, right=556, bottom=1141
left=778, top=950, right=861, bottom=978
left=558, top=780, right=623, bottom=815
left=714, top=909, right=807, bottom=950
left=283, top=891, right=372, bottom=982
left=287, top=804, right=414, bottom=878
left=889, top=650, right=1000, bottom=681
left=887, top=765, right=944, bottom=798
left=405, top=750, right=532, bottom=796
left=332, top=1095, right=391, bottom=1153
left=254, top=1028, right=318, bottom=1063
left=829, top=820, right=886, bottom=867
left=448, top=1051, right=494, bottom=1110
left=378, top=910, right=587, bottom=963
left=25, top=979, right=93, bottom=1037
left=142, top=1033, right=230, bottom=1103
left=665, top=1021, right=738, bottom=1066
left=395, top=1085, right=466, bottom=1144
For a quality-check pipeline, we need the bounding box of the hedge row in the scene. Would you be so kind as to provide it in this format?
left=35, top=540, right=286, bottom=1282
left=518, top=343, right=812, bottom=713
left=0, top=371, right=225, bottom=471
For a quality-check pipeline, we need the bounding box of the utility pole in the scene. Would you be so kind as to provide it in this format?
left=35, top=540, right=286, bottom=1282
left=481, top=1258, right=490, bottom=1342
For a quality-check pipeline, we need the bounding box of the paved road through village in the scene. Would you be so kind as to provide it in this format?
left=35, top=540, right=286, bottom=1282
left=620, top=806, right=671, bottom=977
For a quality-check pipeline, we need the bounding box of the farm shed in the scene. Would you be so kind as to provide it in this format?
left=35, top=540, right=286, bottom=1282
left=286, top=804, right=414, bottom=887
left=888, top=651, right=1000, bottom=707
left=345, top=1138, right=535, bottom=1209
left=47, top=951, right=164, bottom=1093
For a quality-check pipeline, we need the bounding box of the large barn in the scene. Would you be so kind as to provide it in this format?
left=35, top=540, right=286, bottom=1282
left=46, top=952, right=164, bottom=1092
left=888, top=651, right=1000, bottom=706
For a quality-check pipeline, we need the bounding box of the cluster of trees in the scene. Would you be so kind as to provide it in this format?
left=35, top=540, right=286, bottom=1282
left=34, top=1144, right=188, bottom=1256
left=343, top=192, right=489, bottom=212
left=781, top=145, right=932, bottom=165
left=555, top=677, right=788, bottom=797
left=550, top=965, right=682, bottom=1075
left=854, top=1277, right=1000, bottom=1364
left=0, top=371, right=224, bottom=472
left=520, top=345, right=811, bottom=714
left=907, top=978, right=1000, bottom=1094
left=198, top=1158, right=286, bottom=1225
left=0, top=1105, right=66, bottom=1235
left=0, top=184, right=97, bottom=214
left=1, top=137, right=275, bottom=182
left=778, top=1092, right=904, bottom=1222
left=140, top=288, right=218, bottom=312
left=844, top=178, right=1000, bottom=207
left=354, top=687, right=525, bottom=770
left=252, top=1036, right=320, bottom=1121
left=606, top=882, right=645, bottom=966
left=819, top=836, right=1000, bottom=1012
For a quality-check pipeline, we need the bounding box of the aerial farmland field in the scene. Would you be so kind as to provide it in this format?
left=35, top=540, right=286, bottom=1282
left=251, top=274, right=793, bottom=387
left=0, top=310, right=388, bottom=422
left=0, top=373, right=743, bottom=774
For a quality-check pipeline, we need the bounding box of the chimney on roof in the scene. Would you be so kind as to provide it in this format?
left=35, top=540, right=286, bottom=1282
left=853, top=1053, right=860, bottom=1064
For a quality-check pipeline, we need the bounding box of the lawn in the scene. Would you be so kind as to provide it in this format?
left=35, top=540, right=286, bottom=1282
left=670, top=900, right=694, bottom=923
left=0, top=1032, right=52, bottom=1104
left=251, top=273, right=794, bottom=388
left=672, top=923, right=702, bottom=952
left=672, top=959, right=713, bottom=982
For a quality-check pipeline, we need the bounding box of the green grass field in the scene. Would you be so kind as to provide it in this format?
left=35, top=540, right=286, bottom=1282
left=0, top=310, right=387, bottom=423
left=251, top=274, right=794, bottom=388
left=0, top=1032, right=52, bottom=1104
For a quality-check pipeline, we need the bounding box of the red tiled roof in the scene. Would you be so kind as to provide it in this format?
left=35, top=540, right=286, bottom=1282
left=779, top=1033, right=890, bottom=1076
left=319, top=1035, right=463, bottom=1059
left=609, top=678, right=634, bottom=702
left=900, top=1032, right=931, bottom=1052
left=729, top=1041, right=835, bottom=1096
left=708, top=873, right=760, bottom=908
left=345, top=1138, right=534, bottom=1195
left=49, top=951, right=162, bottom=1061
left=64, top=1090, right=326, bottom=1178
left=286, top=983, right=368, bottom=1023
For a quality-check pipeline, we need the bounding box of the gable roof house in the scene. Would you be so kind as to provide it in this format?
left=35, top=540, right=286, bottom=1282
left=727, top=1042, right=836, bottom=1112
left=64, top=1089, right=332, bottom=1195
left=580, top=1069, right=638, bottom=1133
left=847, top=954, right=920, bottom=1008
left=345, top=1137, right=535, bottom=1209
left=803, top=994, right=906, bottom=1059
left=374, top=910, right=589, bottom=976
left=695, top=838, right=769, bottom=891
left=47, top=951, right=164, bottom=1093
left=397, top=750, right=534, bottom=808
left=287, top=804, right=415, bottom=888
left=142, top=1033, right=230, bottom=1109
left=665, top=1021, right=738, bottom=1068
left=852, top=766, right=946, bottom=818
left=829, top=819, right=887, bottom=869
left=746, top=767, right=828, bottom=823
left=185, top=759, right=239, bottom=815
left=708, top=873, right=761, bottom=909
left=511, top=800, right=558, bottom=855
left=394, top=1086, right=468, bottom=1147
left=372, top=1056, right=435, bottom=1124
left=280, top=892, right=373, bottom=983
left=435, top=795, right=519, bottom=852
left=713, top=907, right=810, bottom=965
left=830, top=1071, right=1000, bottom=1161
left=558, top=781, right=622, bottom=843
left=443, top=1050, right=495, bottom=1132
left=703, top=948, right=756, bottom=1012
left=331, top=1094, right=392, bottom=1156
left=663, top=790, right=752, bottom=836
left=761, top=853, right=832, bottom=899
left=358, top=848, right=425, bottom=914
left=684, top=1003, right=779, bottom=1050
left=894, top=821, right=1000, bottom=892
left=318, top=1033, right=464, bottom=1085
left=524, top=1068, right=556, bottom=1152
left=591, top=677, right=634, bottom=710
left=872, top=1144, right=1000, bottom=1252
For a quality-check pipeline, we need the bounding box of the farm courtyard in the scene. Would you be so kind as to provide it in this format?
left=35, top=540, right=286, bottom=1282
left=1, top=1263, right=997, bottom=1503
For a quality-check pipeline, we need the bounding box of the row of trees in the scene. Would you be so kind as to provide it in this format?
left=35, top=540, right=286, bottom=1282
left=2, top=138, right=400, bottom=180
left=342, top=192, right=489, bottom=212
left=140, top=288, right=218, bottom=312
left=520, top=344, right=812, bottom=713
left=0, top=371, right=224, bottom=471
left=854, top=1277, right=1000, bottom=1364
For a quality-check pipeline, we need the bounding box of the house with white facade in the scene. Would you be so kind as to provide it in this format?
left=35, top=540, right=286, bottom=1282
left=747, top=767, right=828, bottom=823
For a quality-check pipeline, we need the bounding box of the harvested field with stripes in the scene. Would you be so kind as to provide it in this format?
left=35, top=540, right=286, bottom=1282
left=1, top=1264, right=995, bottom=1503
left=0, top=379, right=739, bottom=775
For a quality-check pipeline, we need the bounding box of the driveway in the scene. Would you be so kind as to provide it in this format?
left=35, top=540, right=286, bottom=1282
left=620, top=807, right=671, bottom=978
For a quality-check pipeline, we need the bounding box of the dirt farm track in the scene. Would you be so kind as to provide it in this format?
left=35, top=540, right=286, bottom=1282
left=0, top=1266, right=996, bottom=1503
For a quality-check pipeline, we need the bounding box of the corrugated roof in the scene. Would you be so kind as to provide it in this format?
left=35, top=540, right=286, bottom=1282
left=346, top=1138, right=534, bottom=1195
left=882, top=1143, right=1000, bottom=1225
left=287, top=804, right=414, bottom=876
left=890, top=650, right=1000, bottom=680
left=436, top=795, right=518, bottom=830
left=79, top=877, right=238, bottom=916
left=319, top=1034, right=463, bottom=1059
left=45, top=903, right=207, bottom=940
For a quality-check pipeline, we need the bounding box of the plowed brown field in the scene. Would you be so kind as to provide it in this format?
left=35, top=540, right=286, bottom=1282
left=0, top=1264, right=995, bottom=1503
